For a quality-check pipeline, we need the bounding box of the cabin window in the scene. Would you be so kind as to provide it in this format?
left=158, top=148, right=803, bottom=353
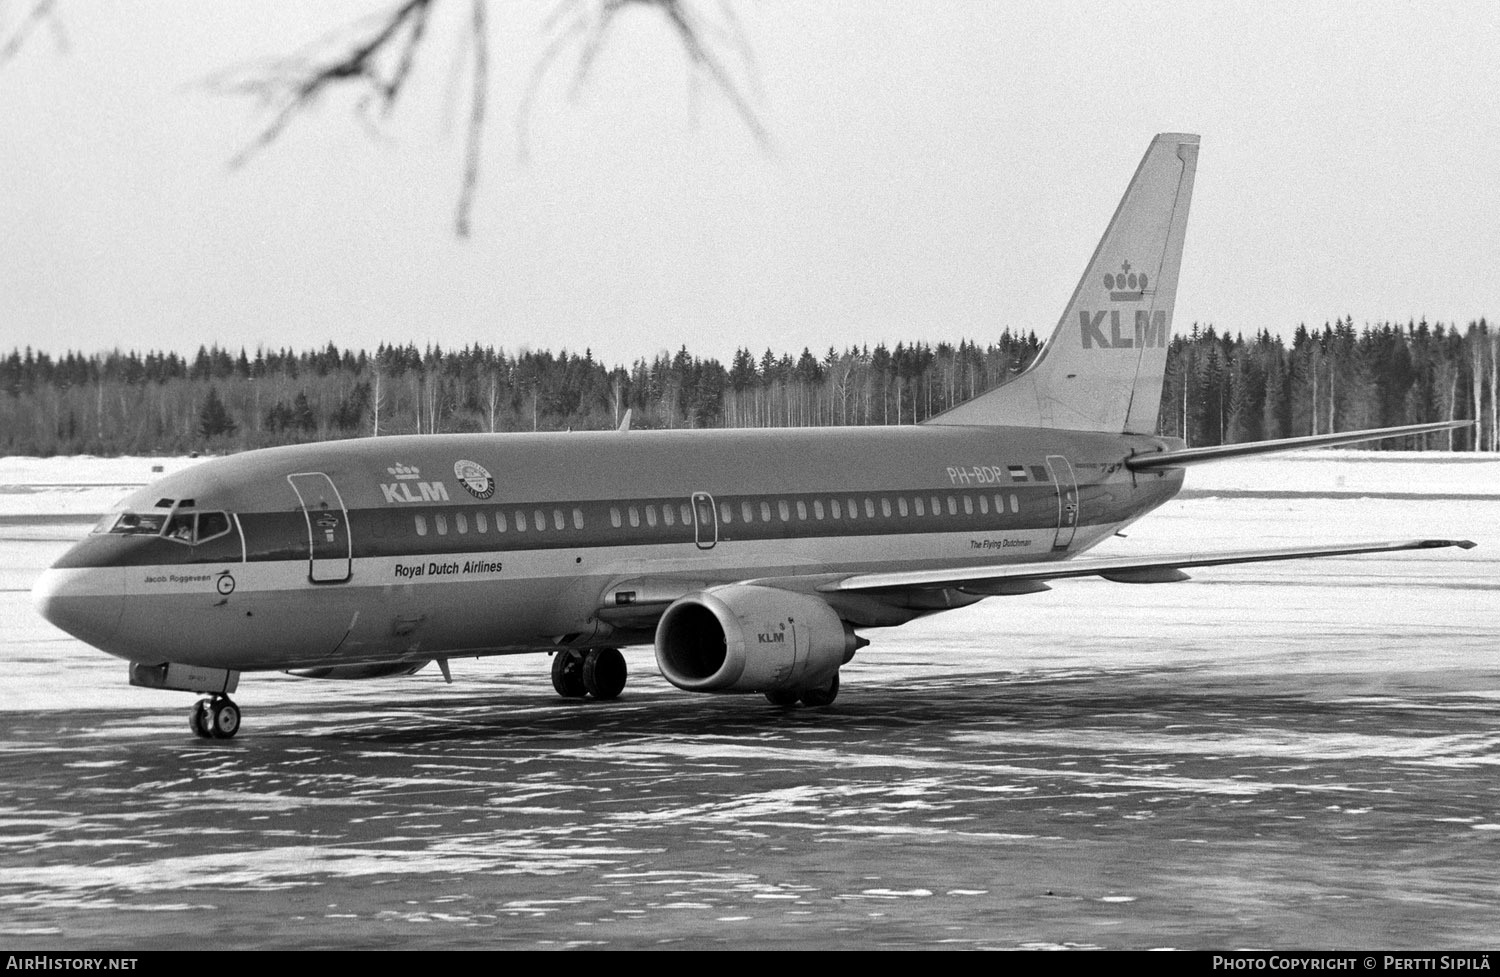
left=864, top=498, right=875, bottom=519
left=414, top=515, right=427, bottom=536
left=435, top=514, right=448, bottom=535
left=662, top=504, right=676, bottom=527
left=495, top=510, right=508, bottom=533
left=741, top=501, right=754, bottom=523
left=778, top=500, right=790, bottom=522
left=914, top=497, right=925, bottom=516
left=796, top=500, right=808, bottom=520
left=931, top=496, right=943, bottom=516
left=721, top=503, right=733, bottom=524
left=813, top=500, right=825, bottom=520
left=645, top=506, right=658, bottom=528
left=476, top=512, right=488, bottom=533
left=831, top=499, right=842, bottom=519
left=880, top=498, right=892, bottom=518
left=610, top=507, right=621, bottom=528
left=515, top=511, right=528, bottom=532
left=573, top=508, right=584, bottom=530
left=760, top=501, right=772, bottom=522
left=455, top=512, right=468, bottom=534
left=978, top=495, right=989, bottom=515
left=963, top=495, right=974, bottom=516
left=628, top=507, right=640, bottom=528
left=1010, top=494, right=1019, bottom=513
left=551, top=509, right=563, bottom=531
left=847, top=498, right=859, bottom=520
left=898, top=497, right=909, bottom=518
left=680, top=503, right=692, bottom=525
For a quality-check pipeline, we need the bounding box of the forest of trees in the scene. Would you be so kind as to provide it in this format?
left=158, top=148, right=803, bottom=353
left=1, top=317, right=1495, bottom=457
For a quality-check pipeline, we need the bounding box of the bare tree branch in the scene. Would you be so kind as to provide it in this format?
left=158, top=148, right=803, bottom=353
left=0, top=0, right=67, bottom=66
left=518, top=0, right=769, bottom=161
left=205, top=0, right=435, bottom=169
left=455, top=0, right=487, bottom=237
left=5, top=0, right=766, bottom=236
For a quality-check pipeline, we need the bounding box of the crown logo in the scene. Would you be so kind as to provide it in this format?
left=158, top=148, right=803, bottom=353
left=387, top=463, right=421, bottom=480
left=1103, top=260, right=1148, bottom=301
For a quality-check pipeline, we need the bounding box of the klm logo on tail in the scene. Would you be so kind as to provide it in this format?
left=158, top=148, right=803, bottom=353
left=1079, top=309, right=1169, bottom=349
left=1081, top=258, right=1168, bottom=349
left=1104, top=260, right=1148, bottom=302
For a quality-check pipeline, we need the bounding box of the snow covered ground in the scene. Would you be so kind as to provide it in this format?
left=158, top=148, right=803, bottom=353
left=1183, top=450, right=1500, bottom=498
left=0, top=455, right=198, bottom=518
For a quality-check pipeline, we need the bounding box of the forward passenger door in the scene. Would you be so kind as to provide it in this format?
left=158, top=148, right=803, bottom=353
left=287, top=472, right=353, bottom=583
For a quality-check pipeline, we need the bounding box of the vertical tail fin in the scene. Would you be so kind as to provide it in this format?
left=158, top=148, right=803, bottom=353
left=928, top=133, right=1198, bottom=433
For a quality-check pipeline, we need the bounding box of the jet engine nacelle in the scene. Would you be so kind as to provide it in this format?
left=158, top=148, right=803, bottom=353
left=654, top=585, right=860, bottom=694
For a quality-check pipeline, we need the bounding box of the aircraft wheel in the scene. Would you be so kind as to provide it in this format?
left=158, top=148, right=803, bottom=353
left=582, top=648, right=627, bottom=700
left=189, top=699, right=212, bottom=738
left=799, top=672, right=839, bottom=708
left=208, top=697, right=241, bottom=739
left=764, top=689, right=800, bottom=707
left=551, top=649, right=587, bottom=698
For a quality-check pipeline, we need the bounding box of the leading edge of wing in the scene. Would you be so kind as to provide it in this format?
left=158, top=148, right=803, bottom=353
left=820, top=539, right=1477, bottom=594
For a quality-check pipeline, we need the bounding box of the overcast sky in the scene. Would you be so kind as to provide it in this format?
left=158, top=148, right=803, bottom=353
left=3, top=1, right=1497, bottom=368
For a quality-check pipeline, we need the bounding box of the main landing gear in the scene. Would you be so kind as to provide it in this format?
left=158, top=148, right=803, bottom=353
left=765, top=671, right=840, bottom=708
left=551, top=647, right=627, bottom=700
left=189, top=695, right=241, bottom=740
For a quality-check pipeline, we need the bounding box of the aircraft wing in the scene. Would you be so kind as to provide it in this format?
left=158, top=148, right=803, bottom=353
left=819, top=538, right=1476, bottom=595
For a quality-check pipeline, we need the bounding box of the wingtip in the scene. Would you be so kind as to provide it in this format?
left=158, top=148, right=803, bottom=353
left=1424, top=539, right=1478, bottom=550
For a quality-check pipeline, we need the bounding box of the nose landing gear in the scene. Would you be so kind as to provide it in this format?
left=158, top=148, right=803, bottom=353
left=189, top=695, right=241, bottom=739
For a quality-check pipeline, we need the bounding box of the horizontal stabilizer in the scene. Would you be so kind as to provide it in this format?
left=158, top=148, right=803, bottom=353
left=822, top=538, right=1475, bottom=595
left=1126, top=421, right=1473, bottom=471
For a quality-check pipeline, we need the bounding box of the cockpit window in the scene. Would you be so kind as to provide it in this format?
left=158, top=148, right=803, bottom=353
left=96, top=510, right=233, bottom=544
left=162, top=511, right=233, bottom=545
left=163, top=513, right=197, bottom=542
left=197, top=511, right=231, bottom=540
left=101, top=512, right=168, bottom=536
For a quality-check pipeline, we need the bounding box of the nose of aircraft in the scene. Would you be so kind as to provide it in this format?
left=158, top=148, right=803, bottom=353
left=32, top=566, right=126, bottom=652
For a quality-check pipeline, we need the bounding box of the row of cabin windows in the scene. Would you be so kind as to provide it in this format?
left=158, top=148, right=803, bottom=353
left=717, top=493, right=1021, bottom=525
left=415, top=506, right=586, bottom=537
left=411, top=492, right=1025, bottom=538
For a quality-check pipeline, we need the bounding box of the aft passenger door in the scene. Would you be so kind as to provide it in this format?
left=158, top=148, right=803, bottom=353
left=287, top=472, right=353, bottom=583
left=1044, top=455, right=1079, bottom=552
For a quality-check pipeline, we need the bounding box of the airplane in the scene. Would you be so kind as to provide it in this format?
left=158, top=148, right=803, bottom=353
left=32, top=133, right=1474, bottom=739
